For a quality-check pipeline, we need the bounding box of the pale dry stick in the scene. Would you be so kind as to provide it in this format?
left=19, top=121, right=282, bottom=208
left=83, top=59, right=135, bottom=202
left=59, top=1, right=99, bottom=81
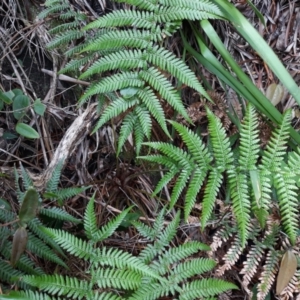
left=41, top=68, right=90, bottom=86
left=32, top=102, right=98, bottom=190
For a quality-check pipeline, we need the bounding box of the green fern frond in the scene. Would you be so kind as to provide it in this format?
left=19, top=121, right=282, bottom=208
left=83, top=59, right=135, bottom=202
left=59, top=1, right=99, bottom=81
left=180, top=279, right=238, bottom=300
left=88, top=292, right=122, bottom=300
left=81, top=30, right=153, bottom=53
left=38, top=3, right=69, bottom=19
left=94, top=97, right=139, bottom=132
left=22, top=275, right=91, bottom=299
left=27, top=233, right=67, bottom=268
left=0, top=207, right=15, bottom=223
left=0, top=259, right=25, bottom=285
left=49, top=21, right=81, bottom=34
left=59, top=56, right=93, bottom=74
left=274, top=172, right=298, bottom=245
left=227, top=170, right=251, bottom=246
left=136, top=87, right=169, bottom=136
left=14, top=167, right=24, bottom=203
left=84, top=9, right=154, bottom=30
left=170, top=258, right=216, bottom=284
left=92, top=268, right=142, bottom=290
left=207, top=108, right=234, bottom=169
left=184, top=169, right=206, bottom=221
left=201, top=170, right=223, bottom=229
left=153, top=242, right=211, bottom=275
left=20, top=164, right=33, bottom=192
left=169, top=121, right=213, bottom=168
left=139, top=68, right=190, bottom=121
left=139, top=211, right=180, bottom=263
left=47, top=31, right=85, bottom=50
left=28, top=218, right=65, bottom=256
left=80, top=49, right=147, bottom=79
left=169, top=168, right=193, bottom=209
left=54, top=186, right=89, bottom=204
left=116, top=112, right=138, bottom=154
left=134, top=117, right=147, bottom=155
left=147, top=46, right=210, bottom=99
left=41, top=227, right=95, bottom=260
left=113, top=0, right=159, bottom=12
left=287, top=149, right=300, bottom=175
left=261, top=109, right=292, bottom=171
left=0, top=290, right=62, bottom=300
left=159, top=0, right=222, bottom=13
left=238, top=103, right=260, bottom=169
left=39, top=207, right=81, bottom=224
left=79, top=72, right=144, bottom=104
left=135, top=104, right=151, bottom=138
left=84, top=197, right=131, bottom=242
left=45, top=161, right=64, bottom=192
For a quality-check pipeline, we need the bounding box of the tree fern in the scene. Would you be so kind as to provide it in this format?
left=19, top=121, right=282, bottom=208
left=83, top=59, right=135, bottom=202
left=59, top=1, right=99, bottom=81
left=140, top=104, right=300, bottom=247
left=2, top=196, right=236, bottom=299
left=41, top=0, right=223, bottom=154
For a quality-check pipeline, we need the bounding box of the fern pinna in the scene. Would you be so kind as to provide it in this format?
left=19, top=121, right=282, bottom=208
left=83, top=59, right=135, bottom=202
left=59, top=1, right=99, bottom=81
left=41, top=0, right=224, bottom=154
left=1, top=196, right=237, bottom=299
left=139, top=103, right=300, bottom=247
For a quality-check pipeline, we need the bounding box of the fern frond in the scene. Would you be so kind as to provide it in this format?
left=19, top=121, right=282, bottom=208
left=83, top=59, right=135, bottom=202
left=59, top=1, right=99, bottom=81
left=113, top=0, right=159, bottom=11
left=81, top=30, right=153, bottom=53
left=159, top=0, right=222, bottom=14
left=240, top=242, right=265, bottom=289
left=55, top=186, right=89, bottom=204
left=227, top=170, right=251, bottom=247
left=38, top=3, right=69, bottom=19
left=28, top=218, right=65, bottom=256
left=14, top=167, right=24, bottom=202
left=257, top=249, right=281, bottom=299
left=116, top=112, right=138, bottom=154
left=207, top=108, right=234, bottom=169
left=47, top=31, right=85, bottom=50
left=20, top=164, right=33, bottom=192
left=287, top=149, right=300, bottom=175
left=201, top=170, right=223, bottom=229
left=274, top=172, right=298, bottom=245
left=261, top=109, right=292, bottom=171
left=89, top=292, right=122, bottom=300
left=0, top=259, right=25, bottom=285
left=84, top=9, right=154, bottom=30
left=169, top=121, right=213, bottom=169
left=22, top=275, right=91, bottom=299
left=79, top=72, right=144, bottom=104
left=27, top=233, right=67, bottom=268
left=59, top=56, right=93, bottom=74
left=94, top=97, right=139, bottom=132
left=238, top=103, right=260, bottom=169
left=139, top=68, right=190, bottom=121
left=154, top=242, right=211, bottom=275
left=45, top=160, right=64, bottom=192
left=184, top=169, right=206, bottom=221
left=92, top=268, right=142, bottom=290
left=180, top=279, right=238, bottom=300
left=80, top=49, right=147, bottom=79
left=49, top=21, right=81, bottom=34
left=41, top=227, right=95, bottom=260
left=39, top=207, right=81, bottom=224
left=0, top=290, right=62, bottom=300
left=133, top=116, right=147, bottom=155
left=170, top=258, right=216, bottom=284
left=133, top=104, right=152, bottom=140
left=139, top=211, right=180, bottom=263
left=169, top=167, right=193, bottom=209
left=147, top=46, right=210, bottom=99
left=136, top=87, right=169, bottom=136
left=85, top=197, right=131, bottom=242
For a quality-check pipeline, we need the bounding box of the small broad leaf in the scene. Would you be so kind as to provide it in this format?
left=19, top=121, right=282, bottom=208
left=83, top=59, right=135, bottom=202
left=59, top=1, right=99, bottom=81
left=19, top=186, right=39, bottom=225
left=0, top=90, right=14, bottom=104
left=11, top=226, right=28, bottom=267
left=2, top=131, right=18, bottom=140
left=120, top=87, right=139, bottom=99
left=266, top=83, right=284, bottom=106
left=13, top=94, right=30, bottom=120
left=33, top=99, right=46, bottom=116
left=12, top=89, right=24, bottom=97
left=16, top=123, right=40, bottom=139
left=276, top=249, right=298, bottom=295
